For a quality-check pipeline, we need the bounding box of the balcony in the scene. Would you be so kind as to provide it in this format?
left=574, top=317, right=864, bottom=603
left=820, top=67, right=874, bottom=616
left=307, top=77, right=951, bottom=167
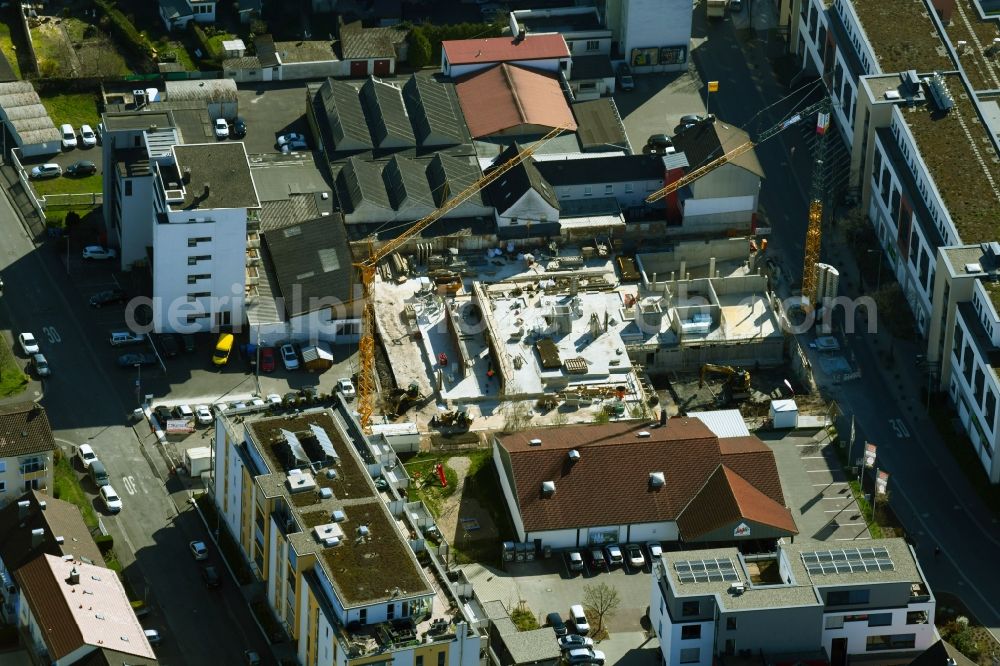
left=20, top=466, right=47, bottom=481
left=909, top=582, right=931, bottom=604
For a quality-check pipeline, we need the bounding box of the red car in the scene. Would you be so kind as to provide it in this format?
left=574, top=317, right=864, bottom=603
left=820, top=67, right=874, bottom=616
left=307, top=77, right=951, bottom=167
left=260, top=347, right=276, bottom=372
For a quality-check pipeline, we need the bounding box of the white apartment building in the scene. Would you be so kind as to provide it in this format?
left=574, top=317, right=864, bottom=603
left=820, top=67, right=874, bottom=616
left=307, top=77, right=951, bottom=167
left=607, top=0, right=691, bottom=71
left=212, top=401, right=482, bottom=666
left=151, top=142, right=260, bottom=333
left=650, top=540, right=935, bottom=665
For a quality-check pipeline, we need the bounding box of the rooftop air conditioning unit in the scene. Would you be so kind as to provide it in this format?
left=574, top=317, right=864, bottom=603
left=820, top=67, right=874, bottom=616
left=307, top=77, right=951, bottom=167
left=568, top=449, right=580, bottom=462
left=649, top=472, right=665, bottom=488
left=529, top=438, right=542, bottom=446
left=730, top=582, right=745, bottom=595
left=541, top=480, right=556, bottom=496
left=637, top=431, right=651, bottom=438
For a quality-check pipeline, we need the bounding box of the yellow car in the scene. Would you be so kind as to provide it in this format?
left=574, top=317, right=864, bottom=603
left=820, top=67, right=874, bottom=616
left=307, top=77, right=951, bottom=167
left=212, top=333, right=234, bottom=366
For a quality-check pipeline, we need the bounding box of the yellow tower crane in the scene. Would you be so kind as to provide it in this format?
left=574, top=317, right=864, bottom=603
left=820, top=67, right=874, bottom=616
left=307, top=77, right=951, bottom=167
left=644, top=98, right=831, bottom=306
left=355, top=126, right=569, bottom=431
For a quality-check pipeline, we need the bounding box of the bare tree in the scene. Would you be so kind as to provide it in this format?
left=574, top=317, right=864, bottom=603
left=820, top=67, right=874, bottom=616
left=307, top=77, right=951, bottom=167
left=583, top=582, right=621, bottom=635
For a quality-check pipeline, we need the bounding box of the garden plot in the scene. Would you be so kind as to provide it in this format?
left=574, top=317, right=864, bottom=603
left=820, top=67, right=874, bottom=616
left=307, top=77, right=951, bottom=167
left=30, top=16, right=128, bottom=77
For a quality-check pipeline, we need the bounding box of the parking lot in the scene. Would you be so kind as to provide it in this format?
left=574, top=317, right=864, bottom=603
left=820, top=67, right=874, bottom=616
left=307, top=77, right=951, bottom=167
left=236, top=83, right=316, bottom=155
left=758, top=428, right=872, bottom=542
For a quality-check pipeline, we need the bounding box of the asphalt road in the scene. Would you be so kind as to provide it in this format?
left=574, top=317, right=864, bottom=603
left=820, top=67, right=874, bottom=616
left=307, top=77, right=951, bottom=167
left=689, top=1, right=1000, bottom=639
left=0, top=196, right=272, bottom=663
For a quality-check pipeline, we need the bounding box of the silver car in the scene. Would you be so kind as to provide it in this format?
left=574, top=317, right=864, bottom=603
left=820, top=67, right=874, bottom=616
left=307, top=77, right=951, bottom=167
left=32, top=353, right=50, bottom=377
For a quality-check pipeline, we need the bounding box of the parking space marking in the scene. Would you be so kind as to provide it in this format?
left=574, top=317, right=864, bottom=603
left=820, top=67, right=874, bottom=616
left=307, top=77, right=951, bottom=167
left=801, top=455, right=827, bottom=459
left=812, top=482, right=847, bottom=486
left=835, top=536, right=871, bottom=541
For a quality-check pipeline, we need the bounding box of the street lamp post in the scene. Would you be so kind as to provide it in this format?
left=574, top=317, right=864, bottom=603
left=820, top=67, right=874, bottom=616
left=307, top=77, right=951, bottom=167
left=134, top=363, right=142, bottom=409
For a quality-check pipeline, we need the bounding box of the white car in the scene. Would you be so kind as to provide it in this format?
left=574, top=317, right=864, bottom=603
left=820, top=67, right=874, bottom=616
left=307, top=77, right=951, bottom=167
left=559, top=635, right=594, bottom=651
left=60, top=123, right=78, bottom=149
left=214, top=118, right=229, bottom=139
left=266, top=393, right=282, bottom=406
left=250, top=397, right=266, bottom=408
left=337, top=378, right=356, bottom=399
left=277, top=133, right=308, bottom=152
left=82, top=246, right=117, bottom=260
left=280, top=344, right=299, bottom=370
left=77, top=443, right=98, bottom=469
left=100, top=485, right=122, bottom=513
left=624, top=543, right=645, bottom=568
left=189, top=540, right=209, bottom=560
left=18, top=332, right=39, bottom=355
left=32, top=353, right=50, bottom=377
left=80, top=124, right=97, bottom=147
left=29, top=163, right=61, bottom=179
left=646, top=541, right=663, bottom=560
left=174, top=404, right=194, bottom=420
left=195, top=404, right=213, bottom=425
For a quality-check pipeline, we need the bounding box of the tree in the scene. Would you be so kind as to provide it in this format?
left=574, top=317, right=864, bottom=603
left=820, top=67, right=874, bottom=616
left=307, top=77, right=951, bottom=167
left=408, top=28, right=432, bottom=68
left=583, top=582, right=621, bottom=635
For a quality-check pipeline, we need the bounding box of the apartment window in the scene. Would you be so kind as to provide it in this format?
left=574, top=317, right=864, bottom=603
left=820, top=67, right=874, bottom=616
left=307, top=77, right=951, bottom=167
left=873, top=147, right=882, bottom=177
left=825, top=616, right=844, bottom=629
left=964, top=347, right=973, bottom=384
left=604, top=184, right=614, bottom=195
left=437, top=652, right=445, bottom=666
left=906, top=611, right=929, bottom=625
left=19, top=456, right=43, bottom=474
left=975, top=365, right=985, bottom=404
left=868, top=613, right=892, bottom=627
left=681, top=601, right=700, bottom=617
left=124, top=180, right=133, bottom=196
left=844, top=614, right=868, bottom=622
left=985, top=388, right=996, bottom=428
left=681, top=625, right=701, bottom=640
left=188, top=255, right=212, bottom=266
left=953, top=323, right=964, bottom=359
left=726, top=617, right=737, bottom=630
left=880, top=169, right=891, bottom=206
left=187, top=237, right=212, bottom=247
left=586, top=39, right=600, bottom=51
left=416, top=656, right=423, bottom=666
left=890, top=189, right=901, bottom=225
left=387, top=604, right=395, bottom=620
left=188, top=274, right=211, bottom=284
left=0, top=481, right=5, bottom=493
left=679, top=648, right=700, bottom=664
left=826, top=589, right=870, bottom=606
left=625, top=183, right=634, bottom=194
left=584, top=186, right=593, bottom=197
left=0, top=462, right=6, bottom=473
left=866, top=634, right=915, bottom=651
left=359, top=608, right=367, bottom=625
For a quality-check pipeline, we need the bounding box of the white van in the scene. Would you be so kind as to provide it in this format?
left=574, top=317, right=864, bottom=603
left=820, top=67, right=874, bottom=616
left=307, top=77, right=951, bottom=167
left=570, top=604, right=590, bottom=635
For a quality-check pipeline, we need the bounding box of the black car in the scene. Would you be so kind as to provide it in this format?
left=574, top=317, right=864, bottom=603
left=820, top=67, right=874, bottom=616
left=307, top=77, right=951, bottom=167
left=89, top=289, right=127, bottom=308
left=644, top=134, right=673, bottom=154
left=546, top=612, right=568, bottom=637
left=153, top=405, right=172, bottom=423
left=588, top=547, right=607, bottom=571
left=117, top=352, right=157, bottom=367
left=159, top=334, right=179, bottom=358
left=201, top=565, right=222, bottom=588
left=674, top=114, right=707, bottom=135
left=66, top=160, right=97, bottom=176
left=232, top=116, right=247, bottom=138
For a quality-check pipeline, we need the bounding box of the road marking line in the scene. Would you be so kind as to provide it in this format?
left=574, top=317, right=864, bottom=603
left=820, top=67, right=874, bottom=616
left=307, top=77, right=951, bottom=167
left=835, top=536, right=871, bottom=541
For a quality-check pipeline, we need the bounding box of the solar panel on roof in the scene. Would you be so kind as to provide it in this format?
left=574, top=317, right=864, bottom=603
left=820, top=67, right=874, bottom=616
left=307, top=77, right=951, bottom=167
left=281, top=429, right=309, bottom=463
left=310, top=423, right=338, bottom=460
left=800, top=547, right=894, bottom=575
left=673, top=558, right=741, bottom=584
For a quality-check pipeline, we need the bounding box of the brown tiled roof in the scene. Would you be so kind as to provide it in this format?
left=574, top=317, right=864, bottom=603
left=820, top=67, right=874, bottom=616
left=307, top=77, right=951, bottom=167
left=455, top=63, right=577, bottom=139
left=498, top=419, right=787, bottom=532
left=14, top=555, right=82, bottom=659
left=676, top=466, right=797, bottom=540
left=720, top=439, right=785, bottom=504
left=0, top=490, right=103, bottom=571
left=717, top=436, right=769, bottom=454
left=0, top=402, right=55, bottom=458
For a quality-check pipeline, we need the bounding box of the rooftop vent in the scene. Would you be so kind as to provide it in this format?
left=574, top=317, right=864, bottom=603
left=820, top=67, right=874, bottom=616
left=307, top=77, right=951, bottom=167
left=332, top=509, right=346, bottom=522
left=285, top=471, right=317, bottom=494
left=637, top=431, right=651, bottom=438
left=541, top=480, right=556, bottom=496
left=568, top=449, right=580, bottom=462
left=966, top=263, right=983, bottom=273
left=318, top=487, right=333, bottom=499
left=649, top=472, right=665, bottom=489
left=182, top=166, right=191, bottom=183
left=926, top=72, right=954, bottom=112
left=17, top=500, right=29, bottom=520
left=68, top=567, right=80, bottom=585
left=884, top=90, right=901, bottom=101
left=729, top=582, right=745, bottom=595
left=203, top=182, right=211, bottom=197
left=38, top=501, right=46, bottom=510
left=55, top=536, right=64, bottom=545
left=30, top=528, right=44, bottom=548
left=529, top=438, right=542, bottom=447
left=312, top=522, right=344, bottom=546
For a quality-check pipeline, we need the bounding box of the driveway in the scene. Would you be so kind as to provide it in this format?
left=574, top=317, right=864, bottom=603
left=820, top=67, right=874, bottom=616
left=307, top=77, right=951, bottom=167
left=615, top=71, right=708, bottom=154
left=236, top=84, right=315, bottom=155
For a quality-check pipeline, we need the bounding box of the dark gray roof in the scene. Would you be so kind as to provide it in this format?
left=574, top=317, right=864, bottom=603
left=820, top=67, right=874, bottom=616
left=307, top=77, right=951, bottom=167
left=517, top=10, right=604, bottom=33
left=336, top=157, right=392, bottom=212
left=670, top=117, right=764, bottom=178
left=360, top=77, right=415, bottom=148
left=0, top=403, right=55, bottom=458
left=384, top=155, right=435, bottom=210
left=484, top=143, right=559, bottom=214
left=534, top=154, right=665, bottom=186
left=262, top=215, right=353, bottom=317
left=0, top=491, right=104, bottom=572
left=427, top=153, right=484, bottom=207
left=572, top=98, right=629, bottom=151
left=318, top=78, right=373, bottom=151
left=169, top=143, right=260, bottom=211
left=402, top=74, right=469, bottom=147
left=102, top=111, right=173, bottom=132
left=339, top=20, right=407, bottom=60
left=260, top=194, right=325, bottom=232
left=571, top=55, right=614, bottom=80
left=159, top=0, right=191, bottom=20
left=255, top=35, right=279, bottom=68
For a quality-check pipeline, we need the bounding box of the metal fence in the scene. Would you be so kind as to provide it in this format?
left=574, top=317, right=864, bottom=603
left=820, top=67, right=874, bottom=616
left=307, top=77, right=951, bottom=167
left=43, top=192, right=103, bottom=209
left=9, top=149, right=46, bottom=218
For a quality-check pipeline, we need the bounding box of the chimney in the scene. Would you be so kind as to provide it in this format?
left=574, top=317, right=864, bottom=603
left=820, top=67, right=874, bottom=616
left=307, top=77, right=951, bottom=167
left=932, top=0, right=955, bottom=23
left=541, top=480, right=556, bottom=496
left=30, top=528, right=44, bottom=548
left=68, top=567, right=80, bottom=585
left=17, top=500, right=30, bottom=521
left=182, top=167, right=192, bottom=184
left=567, top=449, right=580, bottom=463
left=203, top=182, right=211, bottom=197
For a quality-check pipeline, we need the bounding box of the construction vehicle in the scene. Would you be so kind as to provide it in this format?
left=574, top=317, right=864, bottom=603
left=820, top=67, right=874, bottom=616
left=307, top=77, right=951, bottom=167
left=645, top=95, right=832, bottom=309
left=385, top=382, right=421, bottom=417
left=431, top=409, right=473, bottom=430
left=354, top=126, right=569, bottom=431
left=699, top=364, right=752, bottom=403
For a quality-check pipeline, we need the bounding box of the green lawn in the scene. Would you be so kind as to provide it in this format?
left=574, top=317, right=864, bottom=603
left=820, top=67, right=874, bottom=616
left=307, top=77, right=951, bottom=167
left=0, top=336, right=28, bottom=397
left=39, top=93, right=100, bottom=132
left=0, top=21, right=21, bottom=79
left=34, top=173, right=102, bottom=197
left=44, top=204, right=99, bottom=229
left=205, top=32, right=237, bottom=59
left=53, top=455, right=99, bottom=530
